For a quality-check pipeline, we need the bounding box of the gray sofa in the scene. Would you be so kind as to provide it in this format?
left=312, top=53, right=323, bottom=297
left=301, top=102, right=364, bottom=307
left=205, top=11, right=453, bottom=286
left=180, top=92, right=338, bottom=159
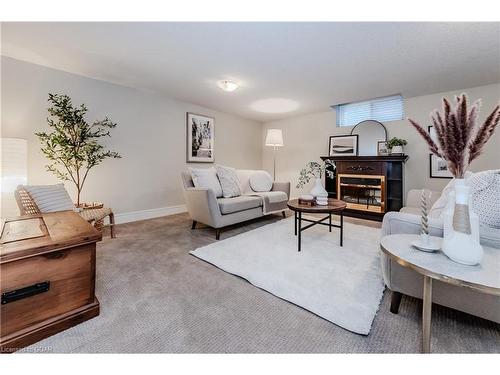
left=381, top=189, right=500, bottom=323
left=181, top=170, right=290, bottom=240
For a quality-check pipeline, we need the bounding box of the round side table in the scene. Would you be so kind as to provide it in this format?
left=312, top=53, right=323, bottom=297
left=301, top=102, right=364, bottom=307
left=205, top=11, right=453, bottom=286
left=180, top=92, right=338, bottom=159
left=380, top=234, right=500, bottom=353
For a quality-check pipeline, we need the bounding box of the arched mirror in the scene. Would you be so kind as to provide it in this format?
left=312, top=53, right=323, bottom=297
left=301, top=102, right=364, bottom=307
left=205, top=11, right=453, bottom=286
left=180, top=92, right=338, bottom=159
left=350, top=120, right=388, bottom=156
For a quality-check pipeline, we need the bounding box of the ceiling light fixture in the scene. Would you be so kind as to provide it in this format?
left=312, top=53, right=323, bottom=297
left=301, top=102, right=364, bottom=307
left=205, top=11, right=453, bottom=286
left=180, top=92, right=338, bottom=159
left=217, top=80, right=239, bottom=92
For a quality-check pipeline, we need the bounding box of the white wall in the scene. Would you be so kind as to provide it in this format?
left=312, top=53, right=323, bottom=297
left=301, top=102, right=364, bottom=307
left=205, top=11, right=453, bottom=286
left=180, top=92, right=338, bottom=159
left=262, top=83, right=500, bottom=199
left=1, top=57, right=263, bottom=219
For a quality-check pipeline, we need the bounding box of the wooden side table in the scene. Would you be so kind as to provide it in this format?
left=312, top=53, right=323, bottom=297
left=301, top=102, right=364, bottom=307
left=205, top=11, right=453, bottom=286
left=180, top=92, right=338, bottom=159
left=287, top=199, right=347, bottom=252
left=380, top=234, right=500, bottom=353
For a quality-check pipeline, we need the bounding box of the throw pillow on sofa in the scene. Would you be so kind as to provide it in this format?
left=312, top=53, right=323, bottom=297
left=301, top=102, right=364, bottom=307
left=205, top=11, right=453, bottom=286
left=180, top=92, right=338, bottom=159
left=215, top=165, right=241, bottom=198
left=189, top=167, right=223, bottom=198
left=469, top=170, right=500, bottom=229
left=249, top=170, right=273, bottom=192
left=23, top=183, right=76, bottom=213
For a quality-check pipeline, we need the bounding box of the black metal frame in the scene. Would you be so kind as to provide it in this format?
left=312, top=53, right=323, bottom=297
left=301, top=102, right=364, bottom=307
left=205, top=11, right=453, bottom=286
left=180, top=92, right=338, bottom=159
left=293, top=210, right=343, bottom=252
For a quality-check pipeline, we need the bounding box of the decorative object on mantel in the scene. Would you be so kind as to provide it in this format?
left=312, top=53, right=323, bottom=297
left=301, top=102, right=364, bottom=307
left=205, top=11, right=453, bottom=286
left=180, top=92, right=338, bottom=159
left=408, top=93, right=499, bottom=265
left=187, top=112, right=215, bottom=163
left=296, top=160, right=336, bottom=198
left=35, top=93, right=121, bottom=206
left=328, top=135, right=358, bottom=156
left=411, top=189, right=441, bottom=252
left=350, top=120, right=388, bottom=156
left=386, top=137, right=407, bottom=155
left=377, top=141, right=389, bottom=156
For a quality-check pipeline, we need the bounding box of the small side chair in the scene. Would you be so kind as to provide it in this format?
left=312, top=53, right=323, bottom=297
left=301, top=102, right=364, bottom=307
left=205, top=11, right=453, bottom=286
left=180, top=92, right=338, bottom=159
left=14, top=187, right=116, bottom=238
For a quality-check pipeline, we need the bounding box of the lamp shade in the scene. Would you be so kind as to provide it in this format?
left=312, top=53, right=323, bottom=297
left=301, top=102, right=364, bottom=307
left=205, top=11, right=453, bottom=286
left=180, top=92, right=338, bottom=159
left=265, top=129, right=284, bottom=147
left=1, top=138, right=28, bottom=218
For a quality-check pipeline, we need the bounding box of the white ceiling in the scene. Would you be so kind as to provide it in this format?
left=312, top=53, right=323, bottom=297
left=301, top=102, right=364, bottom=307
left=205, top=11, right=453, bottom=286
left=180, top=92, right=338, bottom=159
left=2, top=22, right=499, bottom=122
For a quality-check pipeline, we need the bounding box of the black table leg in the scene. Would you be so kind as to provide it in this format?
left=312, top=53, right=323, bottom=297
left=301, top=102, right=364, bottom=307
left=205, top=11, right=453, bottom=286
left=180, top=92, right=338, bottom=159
left=329, top=213, right=332, bottom=232
left=298, top=211, right=302, bottom=252
left=294, top=210, right=297, bottom=236
left=340, top=211, right=344, bottom=247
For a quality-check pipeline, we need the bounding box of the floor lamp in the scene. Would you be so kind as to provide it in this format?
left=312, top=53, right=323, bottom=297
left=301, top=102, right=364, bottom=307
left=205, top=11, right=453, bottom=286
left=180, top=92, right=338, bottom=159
left=265, top=129, right=284, bottom=181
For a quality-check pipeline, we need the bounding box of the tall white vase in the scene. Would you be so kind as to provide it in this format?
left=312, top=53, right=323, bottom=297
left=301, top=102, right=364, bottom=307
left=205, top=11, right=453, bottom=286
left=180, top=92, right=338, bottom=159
left=442, top=179, right=483, bottom=265
left=309, top=178, right=328, bottom=198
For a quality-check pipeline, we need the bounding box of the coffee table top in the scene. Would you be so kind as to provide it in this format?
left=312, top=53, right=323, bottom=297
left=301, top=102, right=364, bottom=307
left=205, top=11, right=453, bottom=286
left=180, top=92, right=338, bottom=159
left=287, top=198, right=346, bottom=214
left=380, top=234, right=500, bottom=296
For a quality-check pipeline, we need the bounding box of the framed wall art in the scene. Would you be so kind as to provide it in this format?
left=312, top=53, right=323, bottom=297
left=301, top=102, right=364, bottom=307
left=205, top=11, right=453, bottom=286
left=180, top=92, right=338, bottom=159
left=187, top=113, right=215, bottom=163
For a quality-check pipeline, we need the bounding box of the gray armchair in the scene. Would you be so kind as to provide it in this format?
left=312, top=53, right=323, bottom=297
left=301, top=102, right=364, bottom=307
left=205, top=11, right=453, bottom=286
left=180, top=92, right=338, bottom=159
left=181, top=171, right=290, bottom=240
left=381, top=189, right=500, bottom=323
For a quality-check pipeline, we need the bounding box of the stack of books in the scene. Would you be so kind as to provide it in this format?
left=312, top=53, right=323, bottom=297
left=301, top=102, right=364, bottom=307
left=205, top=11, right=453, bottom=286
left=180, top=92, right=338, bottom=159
left=316, top=196, right=329, bottom=206
left=298, top=194, right=315, bottom=206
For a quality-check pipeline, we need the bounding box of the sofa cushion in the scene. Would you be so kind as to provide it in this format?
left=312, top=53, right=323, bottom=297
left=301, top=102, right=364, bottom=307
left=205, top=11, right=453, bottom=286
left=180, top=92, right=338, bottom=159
left=249, top=171, right=273, bottom=192
left=23, top=183, right=75, bottom=213
left=189, top=167, right=223, bottom=198
left=218, top=196, right=262, bottom=215
left=215, top=165, right=241, bottom=198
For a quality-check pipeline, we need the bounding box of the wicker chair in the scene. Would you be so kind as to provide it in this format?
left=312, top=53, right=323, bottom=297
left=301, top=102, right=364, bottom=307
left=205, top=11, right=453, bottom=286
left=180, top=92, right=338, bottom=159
left=14, top=187, right=116, bottom=238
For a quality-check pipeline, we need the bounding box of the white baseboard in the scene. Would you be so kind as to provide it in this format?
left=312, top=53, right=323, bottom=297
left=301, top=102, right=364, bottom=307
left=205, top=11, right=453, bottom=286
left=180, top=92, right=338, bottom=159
left=112, top=205, right=187, bottom=225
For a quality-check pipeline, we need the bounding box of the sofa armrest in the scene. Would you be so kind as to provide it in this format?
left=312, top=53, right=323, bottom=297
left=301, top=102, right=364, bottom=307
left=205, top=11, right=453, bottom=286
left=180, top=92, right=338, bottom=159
left=381, top=211, right=444, bottom=237
left=183, top=187, right=221, bottom=228
left=272, top=181, right=290, bottom=199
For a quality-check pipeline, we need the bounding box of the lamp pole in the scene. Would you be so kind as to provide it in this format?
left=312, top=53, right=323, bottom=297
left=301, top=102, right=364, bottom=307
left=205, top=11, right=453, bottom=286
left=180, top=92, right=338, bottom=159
left=273, top=145, right=277, bottom=181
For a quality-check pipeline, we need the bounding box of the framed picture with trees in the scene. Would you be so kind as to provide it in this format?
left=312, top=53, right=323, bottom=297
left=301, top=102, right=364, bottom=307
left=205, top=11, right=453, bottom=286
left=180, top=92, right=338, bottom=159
left=186, top=112, right=215, bottom=163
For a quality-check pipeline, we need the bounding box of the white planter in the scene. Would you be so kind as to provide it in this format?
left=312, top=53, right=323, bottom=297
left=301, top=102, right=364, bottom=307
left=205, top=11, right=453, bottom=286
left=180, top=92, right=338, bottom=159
left=390, top=145, right=404, bottom=154
left=309, top=178, right=328, bottom=198
left=442, top=179, right=484, bottom=265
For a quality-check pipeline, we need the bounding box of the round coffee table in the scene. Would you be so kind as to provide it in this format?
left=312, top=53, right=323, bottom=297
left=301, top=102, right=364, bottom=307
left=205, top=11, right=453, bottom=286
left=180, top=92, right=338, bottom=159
left=380, top=234, right=500, bottom=353
left=287, top=198, right=347, bottom=252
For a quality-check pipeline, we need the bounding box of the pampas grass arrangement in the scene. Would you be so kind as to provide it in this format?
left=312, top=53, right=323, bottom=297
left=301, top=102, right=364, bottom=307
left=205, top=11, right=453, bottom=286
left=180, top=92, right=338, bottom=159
left=408, top=94, right=500, bottom=178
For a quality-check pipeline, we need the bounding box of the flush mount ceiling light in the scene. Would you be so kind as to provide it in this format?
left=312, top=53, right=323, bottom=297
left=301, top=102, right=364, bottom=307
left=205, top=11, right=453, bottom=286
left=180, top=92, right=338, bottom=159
left=250, top=98, right=300, bottom=114
left=217, top=80, right=239, bottom=92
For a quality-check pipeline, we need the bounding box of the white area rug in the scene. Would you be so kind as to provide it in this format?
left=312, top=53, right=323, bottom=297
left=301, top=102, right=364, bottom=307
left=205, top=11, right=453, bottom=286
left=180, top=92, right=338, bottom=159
left=190, top=217, right=385, bottom=335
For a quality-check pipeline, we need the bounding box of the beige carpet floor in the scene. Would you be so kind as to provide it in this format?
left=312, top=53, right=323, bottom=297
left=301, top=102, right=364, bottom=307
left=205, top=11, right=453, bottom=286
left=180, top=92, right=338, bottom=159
left=24, top=212, right=499, bottom=353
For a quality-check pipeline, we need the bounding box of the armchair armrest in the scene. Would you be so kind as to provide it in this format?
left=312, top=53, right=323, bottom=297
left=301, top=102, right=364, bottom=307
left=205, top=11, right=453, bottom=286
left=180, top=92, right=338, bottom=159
left=182, top=187, right=222, bottom=228
left=381, top=211, right=444, bottom=238
left=406, top=189, right=441, bottom=208
left=272, top=181, right=290, bottom=199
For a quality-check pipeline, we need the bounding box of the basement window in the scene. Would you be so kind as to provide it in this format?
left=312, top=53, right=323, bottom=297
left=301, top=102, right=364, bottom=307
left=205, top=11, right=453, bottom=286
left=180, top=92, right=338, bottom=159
left=334, top=94, right=404, bottom=127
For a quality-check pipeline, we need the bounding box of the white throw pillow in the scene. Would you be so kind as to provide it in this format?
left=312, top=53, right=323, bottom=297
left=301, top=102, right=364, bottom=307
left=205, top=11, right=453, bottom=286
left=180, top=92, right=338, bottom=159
left=23, top=183, right=75, bottom=213
left=249, top=170, right=273, bottom=192
left=469, top=170, right=500, bottom=228
left=215, top=165, right=241, bottom=198
left=189, top=167, right=223, bottom=198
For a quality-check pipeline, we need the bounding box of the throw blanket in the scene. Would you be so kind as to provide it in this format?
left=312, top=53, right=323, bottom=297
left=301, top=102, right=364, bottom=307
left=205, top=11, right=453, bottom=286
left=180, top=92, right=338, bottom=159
left=469, top=170, right=500, bottom=229
left=243, top=191, right=288, bottom=214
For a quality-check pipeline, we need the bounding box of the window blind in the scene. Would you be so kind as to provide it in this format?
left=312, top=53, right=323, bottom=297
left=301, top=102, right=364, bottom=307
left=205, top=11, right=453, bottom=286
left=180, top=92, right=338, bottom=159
left=335, top=94, right=404, bottom=127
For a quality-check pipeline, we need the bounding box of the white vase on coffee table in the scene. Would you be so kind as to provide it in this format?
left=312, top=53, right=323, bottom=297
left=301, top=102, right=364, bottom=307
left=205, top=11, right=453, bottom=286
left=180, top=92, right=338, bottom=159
left=309, top=178, right=328, bottom=199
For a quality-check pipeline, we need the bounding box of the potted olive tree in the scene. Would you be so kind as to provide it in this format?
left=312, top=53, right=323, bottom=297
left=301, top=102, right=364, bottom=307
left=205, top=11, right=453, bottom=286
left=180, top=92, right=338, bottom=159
left=36, top=94, right=121, bottom=206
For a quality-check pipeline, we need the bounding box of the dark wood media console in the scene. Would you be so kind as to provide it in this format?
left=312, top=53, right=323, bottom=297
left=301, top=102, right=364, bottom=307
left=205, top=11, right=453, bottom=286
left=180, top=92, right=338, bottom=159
left=321, top=155, right=409, bottom=221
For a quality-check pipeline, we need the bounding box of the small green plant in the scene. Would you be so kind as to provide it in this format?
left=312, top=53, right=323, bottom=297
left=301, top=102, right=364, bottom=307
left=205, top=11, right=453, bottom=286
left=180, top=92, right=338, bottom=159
left=387, top=137, right=407, bottom=149
left=35, top=93, right=121, bottom=206
left=296, top=160, right=336, bottom=189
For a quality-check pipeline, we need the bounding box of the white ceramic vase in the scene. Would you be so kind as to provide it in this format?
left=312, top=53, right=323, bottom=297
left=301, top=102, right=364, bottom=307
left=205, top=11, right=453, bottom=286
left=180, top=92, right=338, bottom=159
left=442, top=179, right=484, bottom=265
left=391, top=145, right=404, bottom=154
left=309, top=178, right=328, bottom=198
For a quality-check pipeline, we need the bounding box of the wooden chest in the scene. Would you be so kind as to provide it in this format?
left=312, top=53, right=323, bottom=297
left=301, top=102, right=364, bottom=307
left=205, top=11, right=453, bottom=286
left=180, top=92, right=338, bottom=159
left=0, top=211, right=102, bottom=353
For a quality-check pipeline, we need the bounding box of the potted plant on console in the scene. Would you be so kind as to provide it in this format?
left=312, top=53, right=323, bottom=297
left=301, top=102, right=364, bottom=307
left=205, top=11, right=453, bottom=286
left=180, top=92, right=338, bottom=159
left=387, top=137, right=407, bottom=155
